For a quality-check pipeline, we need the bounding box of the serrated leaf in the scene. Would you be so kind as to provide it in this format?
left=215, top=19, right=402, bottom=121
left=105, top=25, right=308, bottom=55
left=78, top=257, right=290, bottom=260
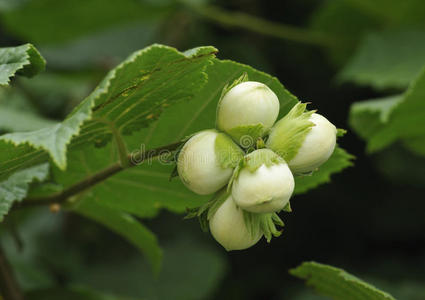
left=45, top=57, right=301, bottom=219
left=0, top=43, right=45, bottom=85
left=71, top=196, right=162, bottom=275
left=0, top=163, right=49, bottom=221
left=349, top=68, right=425, bottom=155
left=0, top=44, right=217, bottom=176
left=290, top=261, right=395, bottom=300
left=294, top=147, right=354, bottom=195
left=27, top=55, right=352, bottom=221
left=339, top=30, right=425, bottom=89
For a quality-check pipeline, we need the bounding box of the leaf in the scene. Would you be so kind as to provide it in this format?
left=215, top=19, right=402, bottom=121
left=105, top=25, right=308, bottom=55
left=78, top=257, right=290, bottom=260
left=349, top=68, right=425, bottom=155
left=71, top=196, right=162, bottom=275
left=0, top=106, right=57, bottom=132
left=0, top=43, right=45, bottom=86
left=349, top=95, right=403, bottom=141
left=35, top=57, right=301, bottom=219
left=23, top=55, right=352, bottom=221
left=72, top=235, right=226, bottom=300
left=0, top=164, right=49, bottom=221
left=294, top=147, right=354, bottom=194
left=38, top=21, right=158, bottom=69
left=0, top=44, right=217, bottom=176
left=339, top=30, right=425, bottom=89
left=309, top=0, right=380, bottom=65
left=290, top=261, right=396, bottom=300
left=1, top=0, right=171, bottom=44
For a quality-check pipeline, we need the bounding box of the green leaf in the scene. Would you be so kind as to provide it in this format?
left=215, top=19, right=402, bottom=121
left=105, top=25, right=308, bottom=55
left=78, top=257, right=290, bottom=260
left=290, top=261, right=395, bottom=300
left=349, top=95, right=403, bottom=141
left=0, top=106, right=57, bottom=132
left=43, top=57, right=301, bottom=219
left=339, top=30, right=425, bottom=89
left=0, top=44, right=217, bottom=176
left=1, top=0, right=171, bottom=44
left=349, top=68, right=425, bottom=155
left=38, top=21, right=158, bottom=69
left=14, top=54, right=352, bottom=221
left=71, top=196, right=162, bottom=275
left=0, top=43, right=45, bottom=86
left=0, top=164, right=49, bottom=221
left=73, top=235, right=226, bottom=300
left=309, top=0, right=380, bottom=65
left=294, top=147, right=354, bottom=194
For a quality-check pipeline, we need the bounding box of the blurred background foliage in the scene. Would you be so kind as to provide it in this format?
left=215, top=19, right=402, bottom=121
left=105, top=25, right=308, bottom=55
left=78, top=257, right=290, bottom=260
left=0, top=0, right=425, bottom=299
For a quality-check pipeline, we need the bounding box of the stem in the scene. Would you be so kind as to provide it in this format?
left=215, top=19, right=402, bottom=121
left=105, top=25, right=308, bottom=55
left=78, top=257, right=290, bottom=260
left=0, top=244, right=24, bottom=300
left=111, top=126, right=130, bottom=168
left=188, top=4, right=341, bottom=47
left=18, top=141, right=182, bottom=207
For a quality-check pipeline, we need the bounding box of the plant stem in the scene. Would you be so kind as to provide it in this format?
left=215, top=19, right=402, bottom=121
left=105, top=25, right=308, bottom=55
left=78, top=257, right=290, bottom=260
left=188, top=4, right=341, bottom=47
left=0, top=244, right=24, bottom=300
left=111, top=126, right=131, bottom=168
left=18, top=141, right=182, bottom=207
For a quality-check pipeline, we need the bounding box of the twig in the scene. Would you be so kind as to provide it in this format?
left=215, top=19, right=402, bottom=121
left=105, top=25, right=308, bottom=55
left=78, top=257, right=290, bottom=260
left=187, top=4, right=343, bottom=47
left=17, top=141, right=182, bottom=208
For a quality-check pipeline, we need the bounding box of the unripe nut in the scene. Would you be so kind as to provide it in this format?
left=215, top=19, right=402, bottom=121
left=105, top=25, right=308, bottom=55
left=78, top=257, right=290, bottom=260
left=232, top=149, right=295, bottom=213
left=288, top=113, right=337, bottom=174
left=217, top=81, right=280, bottom=144
left=209, top=195, right=262, bottom=251
left=177, top=130, right=243, bottom=195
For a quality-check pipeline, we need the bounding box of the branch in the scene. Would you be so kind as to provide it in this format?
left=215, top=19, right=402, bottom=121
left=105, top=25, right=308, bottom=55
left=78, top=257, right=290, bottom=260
left=0, top=244, right=24, bottom=300
left=187, top=4, right=343, bottom=47
left=18, top=141, right=182, bottom=207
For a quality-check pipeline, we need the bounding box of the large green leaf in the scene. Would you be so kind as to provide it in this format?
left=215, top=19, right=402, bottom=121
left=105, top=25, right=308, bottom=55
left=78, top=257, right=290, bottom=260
left=71, top=196, right=162, bottom=275
left=45, top=58, right=352, bottom=219
left=290, top=261, right=395, bottom=300
left=45, top=58, right=299, bottom=218
left=349, top=68, right=425, bottom=155
left=1, top=0, right=171, bottom=44
left=0, top=163, right=49, bottom=221
left=0, top=43, right=45, bottom=85
left=0, top=44, right=217, bottom=176
left=339, top=30, right=425, bottom=89
left=17, top=55, right=353, bottom=220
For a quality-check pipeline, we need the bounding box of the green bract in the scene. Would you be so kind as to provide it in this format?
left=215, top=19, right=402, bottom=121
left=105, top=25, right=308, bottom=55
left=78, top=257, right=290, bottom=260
left=231, top=149, right=295, bottom=213
left=267, top=103, right=337, bottom=174
left=216, top=81, right=280, bottom=147
left=177, top=129, right=244, bottom=195
left=209, top=194, right=263, bottom=251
